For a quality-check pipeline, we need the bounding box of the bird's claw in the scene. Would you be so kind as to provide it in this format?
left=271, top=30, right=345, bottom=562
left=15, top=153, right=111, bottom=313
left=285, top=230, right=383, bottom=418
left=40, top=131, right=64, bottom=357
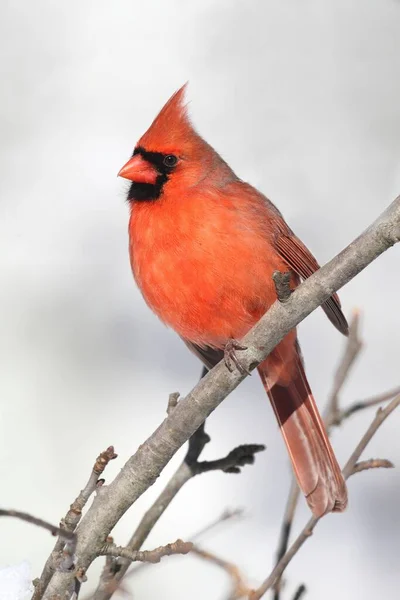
left=224, top=339, right=251, bottom=375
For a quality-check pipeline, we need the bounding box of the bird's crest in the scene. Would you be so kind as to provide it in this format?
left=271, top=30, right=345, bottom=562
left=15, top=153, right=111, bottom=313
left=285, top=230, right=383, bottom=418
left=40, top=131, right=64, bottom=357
left=138, top=84, right=194, bottom=152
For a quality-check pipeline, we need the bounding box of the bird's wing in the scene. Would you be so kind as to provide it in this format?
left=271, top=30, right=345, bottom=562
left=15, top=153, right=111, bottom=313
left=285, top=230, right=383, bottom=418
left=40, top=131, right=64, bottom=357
left=275, top=230, right=349, bottom=336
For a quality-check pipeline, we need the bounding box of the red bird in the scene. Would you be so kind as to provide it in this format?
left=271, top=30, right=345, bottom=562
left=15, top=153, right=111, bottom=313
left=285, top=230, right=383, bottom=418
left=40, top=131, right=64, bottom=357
left=118, top=85, right=348, bottom=517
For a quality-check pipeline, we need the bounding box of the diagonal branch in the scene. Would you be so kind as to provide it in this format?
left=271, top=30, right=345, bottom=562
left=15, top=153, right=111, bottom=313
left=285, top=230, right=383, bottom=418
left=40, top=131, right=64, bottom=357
left=189, top=508, right=245, bottom=542
left=326, top=309, right=363, bottom=426
left=192, top=546, right=252, bottom=600
left=273, top=310, right=362, bottom=600
left=33, top=446, right=117, bottom=600
left=272, top=479, right=300, bottom=600
left=339, top=386, right=400, bottom=423
left=92, top=411, right=263, bottom=600
left=40, top=195, right=400, bottom=599
left=292, top=584, right=307, bottom=600
left=0, top=509, right=76, bottom=547
left=249, top=394, right=400, bottom=599
left=272, top=311, right=399, bottom=599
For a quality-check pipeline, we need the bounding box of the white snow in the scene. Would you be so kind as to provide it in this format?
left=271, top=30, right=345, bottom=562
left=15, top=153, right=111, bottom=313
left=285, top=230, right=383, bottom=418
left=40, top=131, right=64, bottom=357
left=0, top=562, right=33, bottom=600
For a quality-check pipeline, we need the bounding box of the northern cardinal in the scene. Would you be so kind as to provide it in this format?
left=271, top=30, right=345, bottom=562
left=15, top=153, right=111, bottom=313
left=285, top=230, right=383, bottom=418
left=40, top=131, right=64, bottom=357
left=118, top=85, right=348, bottom=517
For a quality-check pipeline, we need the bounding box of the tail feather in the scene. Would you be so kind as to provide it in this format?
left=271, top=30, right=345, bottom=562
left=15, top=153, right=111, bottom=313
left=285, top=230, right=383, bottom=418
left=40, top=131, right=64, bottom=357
left=259, top=352, right=348, bottom=517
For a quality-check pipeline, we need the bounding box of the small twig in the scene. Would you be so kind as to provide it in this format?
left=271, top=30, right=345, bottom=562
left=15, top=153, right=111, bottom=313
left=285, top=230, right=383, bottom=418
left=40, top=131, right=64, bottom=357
left=326, top=310, right=363, bottom=428
left=93, top=437, right=263, bottom=599
left=167, top=392, right=180, bottom=415
left=194, top=444, right=265, bottom=475
left=33, top=447, right=117, bottom=600
left=190, top=508, right=245, bottom=542
left=292, top=584, right=307, bottom=600
left=90, top=508, right=244, bottom=600
left=273, top=312, right=362, bottom=600
left=0, top=509, right=76, bottom=548
left=100, top=539, right=193, bottom=564
left=249, top=394, right=400, bottom=599
left=342, top=397, right=400, bottom=477
left=93, top=363, right=263, bottom=600
left=65, top=447, right=118, bottom=532
left=272, top=271, right=292, bottom=303
left=192, top=546, right=251, bottom=600
left=185, top=421, right=212, bottom=467
left=351, top=458, right=394, bottom=475
left=272, top=479, right=300, bottom=600
left=339, top=386, right=400, bottom=422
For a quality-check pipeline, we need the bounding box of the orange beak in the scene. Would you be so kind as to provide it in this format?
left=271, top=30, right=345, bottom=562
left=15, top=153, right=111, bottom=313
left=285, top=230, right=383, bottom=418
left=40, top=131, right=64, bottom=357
left=118, top=154, right=158, bottom=184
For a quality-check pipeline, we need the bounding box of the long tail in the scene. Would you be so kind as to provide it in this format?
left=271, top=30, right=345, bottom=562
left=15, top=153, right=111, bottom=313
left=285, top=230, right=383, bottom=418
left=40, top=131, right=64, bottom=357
left=258, top=350, right=348, bottom=518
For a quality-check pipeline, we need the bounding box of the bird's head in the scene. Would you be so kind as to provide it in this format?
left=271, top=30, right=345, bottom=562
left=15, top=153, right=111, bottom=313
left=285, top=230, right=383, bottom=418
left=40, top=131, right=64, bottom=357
left=118, top=84, right=232, bottom=202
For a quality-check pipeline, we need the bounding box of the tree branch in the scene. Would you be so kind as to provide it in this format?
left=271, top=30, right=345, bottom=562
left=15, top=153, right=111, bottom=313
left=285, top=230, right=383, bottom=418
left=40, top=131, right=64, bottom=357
left=325, top=309, right=363, bottom=427
left=0, top=508, right=78, bottom=598
left=339, top=386, right=400, bottom=423
left=92, top=416, right=263, bottom=599
left=0, top=509, right=76, bottom=547
left=350, top=458, right=394, bottom=475
left=272, top=479, right=300, bottom=600
left=273, top=310, right=399, bottom=598
left=292, top=584, right=307, bottom=600
left=194, top=444, right=265, bottom=475
left=249, top=394, right=400, bottom=599
left=40, top=195, right=400, bottom=599
left=273, top=310, right=362, bottom=600
left=189, top=508, right=245, bottom=542
left=100, top=539, right=193, bottom=564
left=33, top=447, right=117, bottom=599
left=192, top=546, right=252, bottom=600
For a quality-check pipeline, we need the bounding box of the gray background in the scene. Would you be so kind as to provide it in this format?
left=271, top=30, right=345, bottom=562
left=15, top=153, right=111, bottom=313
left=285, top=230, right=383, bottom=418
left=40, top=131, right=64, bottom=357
left=1, top=1, right=399, bottom=598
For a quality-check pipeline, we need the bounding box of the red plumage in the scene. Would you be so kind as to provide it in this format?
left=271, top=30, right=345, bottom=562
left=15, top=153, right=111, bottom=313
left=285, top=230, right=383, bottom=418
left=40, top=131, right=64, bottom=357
left=119, top=85, right=348, bottom=517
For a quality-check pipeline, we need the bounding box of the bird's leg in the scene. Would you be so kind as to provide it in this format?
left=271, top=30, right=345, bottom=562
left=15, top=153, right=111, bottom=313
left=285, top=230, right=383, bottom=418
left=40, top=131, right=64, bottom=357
left=224, top=339, right=251, bottom=375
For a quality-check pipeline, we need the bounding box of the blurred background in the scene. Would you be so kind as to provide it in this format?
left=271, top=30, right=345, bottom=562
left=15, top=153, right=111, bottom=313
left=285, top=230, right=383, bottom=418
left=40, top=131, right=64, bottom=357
left=1, top=1, right=400, bottom=598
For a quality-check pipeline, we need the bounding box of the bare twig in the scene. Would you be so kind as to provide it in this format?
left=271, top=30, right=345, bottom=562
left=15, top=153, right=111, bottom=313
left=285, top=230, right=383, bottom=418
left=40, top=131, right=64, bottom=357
left=95, top=552, right=120, bottom=600
left=66, top=447, right=118, bottom=532
left=185, top=421, right=211, bottom=466
left=292, top=584, right=307, bottom=600
left=273, top=310, right=362, bottom=600
left=40, top=196, right=400, bottom=599
left=167, top=392, right=180, bottom=415
left=273, top=310, right=398, bottom=599
left=100, top=539, right=193, bottom=564
left=340, top=386, right=400, bottom=422
left=92, top=461, right=193, bottom=599
left=249, top=394, right=400, bottom=599
left=326, top=310, right=363, bottom=428
left=351, top=458, right=394, bottom=475
left=1, top=508, right=77, bottom=599
left=272, top=479, right=300, bottom=600
left=192, top=546, right=251, bottom=600
left=0, top=509, right=76, bottom=547
left=33, top=447, right=117, bottom=600
left=93, top=421, right=263, bottom=600
left=190, top=508, right=245, bottom=542
left=272, top=271, right=292, bottom=303
left=91, top=508, right=248, bottom=600
left=342, top=397, right=400, bottom=477
left=194, top=444, right=265, bottom=474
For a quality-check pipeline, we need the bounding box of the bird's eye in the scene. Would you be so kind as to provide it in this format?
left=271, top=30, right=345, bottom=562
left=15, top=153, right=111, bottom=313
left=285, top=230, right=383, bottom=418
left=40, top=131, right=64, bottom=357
left=163, top=155, right=178, bottom=167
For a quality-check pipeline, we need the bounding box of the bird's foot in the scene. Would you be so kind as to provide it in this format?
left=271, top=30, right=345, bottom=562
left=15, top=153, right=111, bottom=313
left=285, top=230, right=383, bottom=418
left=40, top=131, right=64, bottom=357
left=224, top=339, right=251, bottom=375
